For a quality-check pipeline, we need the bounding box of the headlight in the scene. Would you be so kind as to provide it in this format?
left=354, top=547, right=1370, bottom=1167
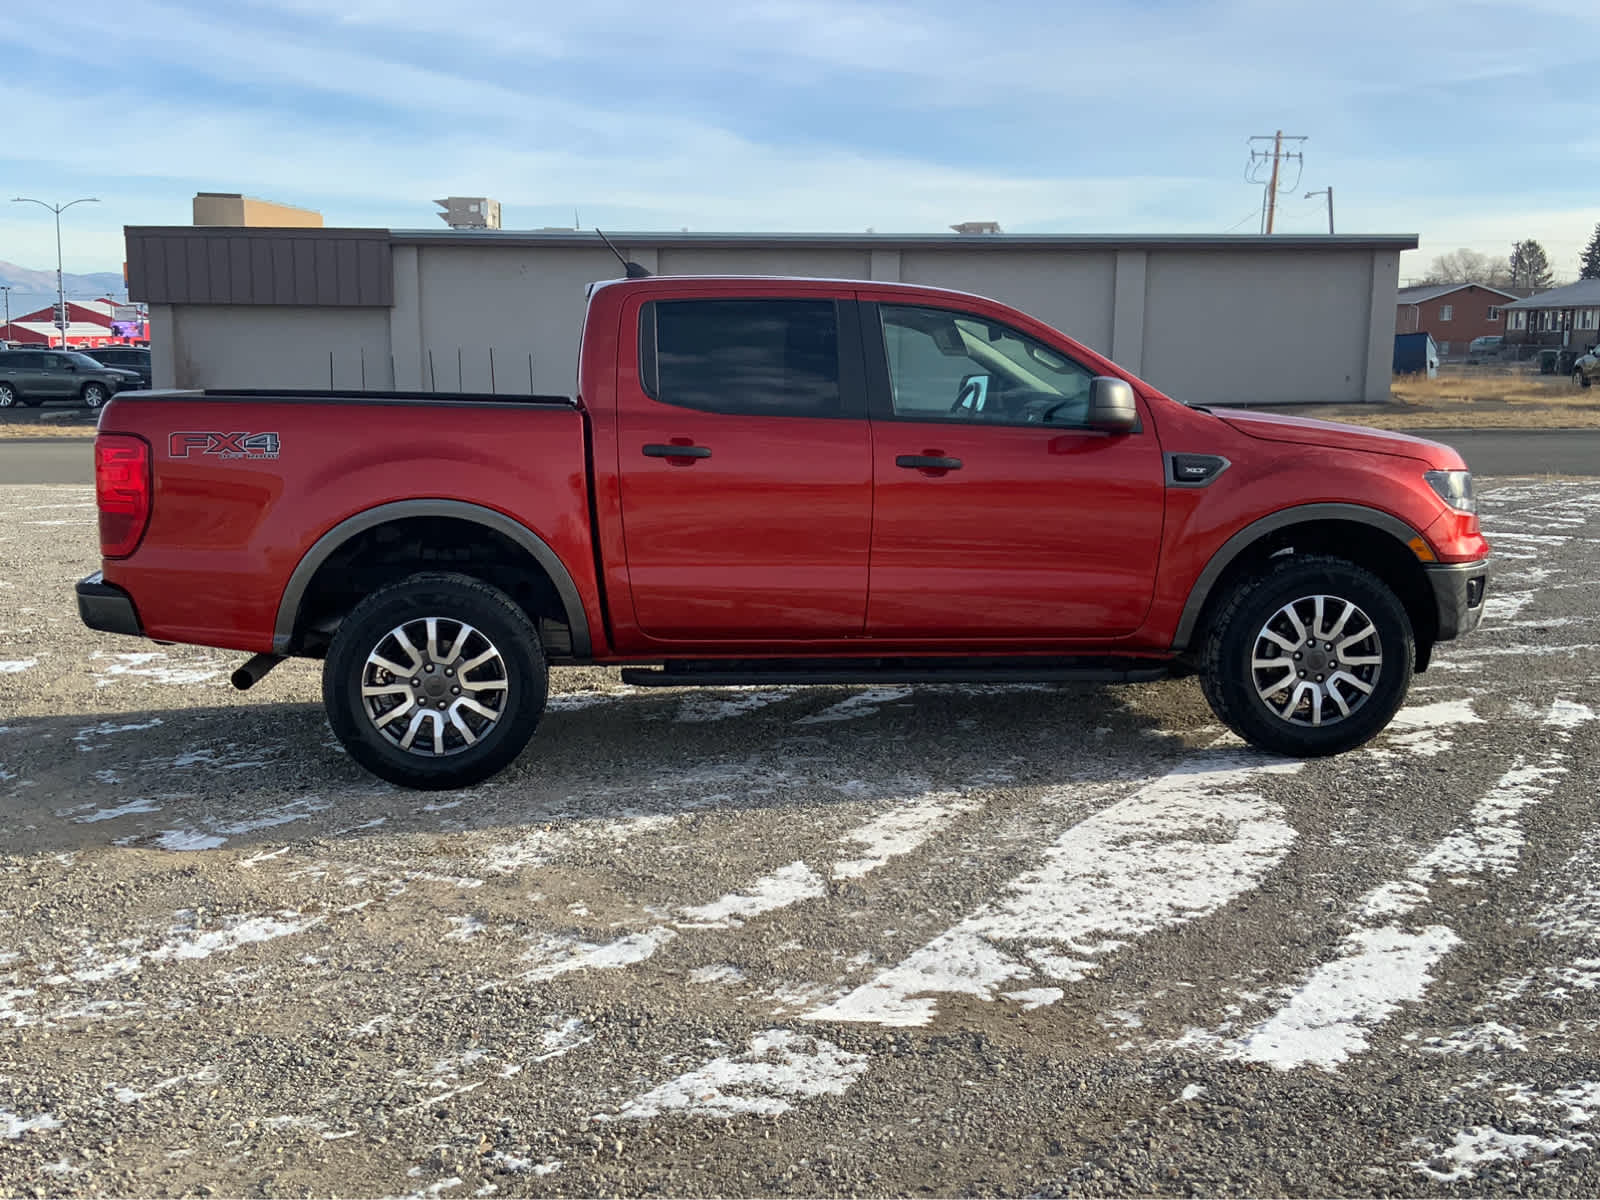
left=1424, top=469, right=1476, bottom=514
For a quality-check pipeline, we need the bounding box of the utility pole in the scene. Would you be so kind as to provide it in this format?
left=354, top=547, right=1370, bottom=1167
left=1305, top=187, right=1335, bottom=234
left=11, top=196, right=100, bottom=349
left=0, top=285, right=12, bottom=343
left=1247, top=131, right=1306, bottom=234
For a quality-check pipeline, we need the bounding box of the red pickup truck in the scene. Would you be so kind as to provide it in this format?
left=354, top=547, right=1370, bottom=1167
left=78, top=274, right=1489, bottom=789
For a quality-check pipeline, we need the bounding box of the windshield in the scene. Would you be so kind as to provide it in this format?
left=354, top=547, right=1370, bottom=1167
left=67, top=352, right=106, bottom=368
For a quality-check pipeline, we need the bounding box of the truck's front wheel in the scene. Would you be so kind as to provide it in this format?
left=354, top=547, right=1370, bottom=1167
left=323, top=572, right=548, bottom=790
left=1198, top=555, right=1414, bottom=757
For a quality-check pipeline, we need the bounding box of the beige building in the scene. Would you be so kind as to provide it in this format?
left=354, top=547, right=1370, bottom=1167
left=125, top=227, right=1416, bottom=405
left=192, top=193, right=323, bottom=228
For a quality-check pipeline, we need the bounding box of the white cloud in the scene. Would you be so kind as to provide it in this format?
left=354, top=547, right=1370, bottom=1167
left=1, top=0, right=1595, bottom=272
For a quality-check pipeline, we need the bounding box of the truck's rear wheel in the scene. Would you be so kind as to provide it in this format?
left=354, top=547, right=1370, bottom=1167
left=1198, top=555, right=1413, bottom=757
left=323, top=572, right=547, bottom=790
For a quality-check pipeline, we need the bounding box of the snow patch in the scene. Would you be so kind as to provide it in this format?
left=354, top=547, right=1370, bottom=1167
left=66, top=911, right=322, bottom=985
left=807, top=752, right=1300, bottom=1026
left=675, top=689, right=794, bottom=722
left=1223, top=926, right=1461, bottom=1070
left=73, top=718, right=163, bottom=749
left=831, top=792, right=982, bottom=880
left=0, top=659, right=37, bottom=674
left=609, top=1029, right=868, bottom=1120
left=795, top=687, right=913, bottom=725
left=91, top=650, right=223, bottom=687
left=689, top=964, right=748, bottom=986
left=1003, top=987, right=1064, bottom=1011
left=1417, top=1023, right=1529, bottom=1055
left=151, top=830, right=227, bottom=852
left=1, top=1108, right=61, bottom=1138
left=519, top=927, right=676, bottom=981
left=70, top=797, right=161, bottom=823
left=1414, top=1128, right=1584, bottom=1182
left=677, top=862, right=826, bottom=928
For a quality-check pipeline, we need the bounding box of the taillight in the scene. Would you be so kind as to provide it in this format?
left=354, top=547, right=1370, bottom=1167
left=95, top=434, right=151, bottom=558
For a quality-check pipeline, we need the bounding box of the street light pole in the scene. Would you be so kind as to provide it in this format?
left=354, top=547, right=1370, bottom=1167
left=11, top=196, right=99, bottom=349
left=1304, top=188, right=1334, bottom=235
left=0, top=285, right=12, bottom=343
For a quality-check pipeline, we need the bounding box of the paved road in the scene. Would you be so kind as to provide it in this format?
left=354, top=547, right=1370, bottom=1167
left=1, top=479, right=1598, bottom=1196
left=0, top=439, right=94, bottom=484
left=1405, top=429, right=1600, bottom=476
left=4, top=429, right=1600, bottom=486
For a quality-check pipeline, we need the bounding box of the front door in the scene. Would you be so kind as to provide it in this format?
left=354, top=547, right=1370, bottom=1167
left=615, top=294, right=873, bottom=641
left=863, top=301, right=1165, bottom=639
left=37, top=353, right=75, bottom=398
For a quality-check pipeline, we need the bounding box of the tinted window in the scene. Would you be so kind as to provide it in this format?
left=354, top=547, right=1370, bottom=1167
left=650, top=299, right=841, bottom=417
left=7, top=352, right=41, bottom=368
left=879, top=304, right=1095, bottom=428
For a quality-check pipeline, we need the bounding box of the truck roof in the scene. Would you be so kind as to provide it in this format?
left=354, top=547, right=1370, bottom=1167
left=586, top=275, right=996, bottom=306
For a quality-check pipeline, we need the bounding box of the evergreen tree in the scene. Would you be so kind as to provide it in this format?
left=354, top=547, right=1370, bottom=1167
left=1579, top=224, right=1600, bottom=281
left=1509, top=239, right=1555, bottom=289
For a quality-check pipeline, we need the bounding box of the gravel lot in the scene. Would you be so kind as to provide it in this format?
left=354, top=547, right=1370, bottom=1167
left=1, top=478, right=1598, bottom=1197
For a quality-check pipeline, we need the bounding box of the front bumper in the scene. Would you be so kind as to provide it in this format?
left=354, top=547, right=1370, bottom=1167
left=77, top=572, right=144, bottom=638
left=1425, top=559, right=1489, bottom=641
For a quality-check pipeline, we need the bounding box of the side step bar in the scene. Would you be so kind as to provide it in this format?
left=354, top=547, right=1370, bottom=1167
left=620, top=657, right=1172, bottom=688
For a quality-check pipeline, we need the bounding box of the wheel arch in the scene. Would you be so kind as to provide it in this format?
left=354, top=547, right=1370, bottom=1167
left=272, top=499, right=592, bottom=659
left=1172, top=503, right=1437, bottom=663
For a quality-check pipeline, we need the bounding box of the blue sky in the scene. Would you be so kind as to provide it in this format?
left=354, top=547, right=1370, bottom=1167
left=2, top=0, right=1596, bottom=284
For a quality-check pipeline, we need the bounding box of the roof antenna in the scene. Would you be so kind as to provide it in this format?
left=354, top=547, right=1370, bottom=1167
left=593, top=228, right=651, bottom=279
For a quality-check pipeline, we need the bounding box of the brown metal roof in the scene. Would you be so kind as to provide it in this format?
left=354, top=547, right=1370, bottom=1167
left=125, top=227, right=392, bottom=306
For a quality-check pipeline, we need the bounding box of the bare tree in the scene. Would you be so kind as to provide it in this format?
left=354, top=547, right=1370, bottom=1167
left=1420, top=248, right=1513, bottom=286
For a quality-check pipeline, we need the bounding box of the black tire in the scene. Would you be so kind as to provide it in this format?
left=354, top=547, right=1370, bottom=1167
left=1198, top=554, right=1414, bottom=757
left=1576, top=369, right=1591, bottom=390
left=323, top=571, right=548, bottom=789
left=0, top=382, right=17, bottom=408
left=81, top=382, right=109, bottom=409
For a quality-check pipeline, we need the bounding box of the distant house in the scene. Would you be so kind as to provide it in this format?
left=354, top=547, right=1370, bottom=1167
left=1395, top=282, right=1521, bottom=361
left=1501, top=279, right=1600, bottom=351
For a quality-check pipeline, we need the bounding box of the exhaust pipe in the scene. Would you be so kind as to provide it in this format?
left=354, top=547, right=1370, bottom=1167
left=231, top=652, right=285, bottom=691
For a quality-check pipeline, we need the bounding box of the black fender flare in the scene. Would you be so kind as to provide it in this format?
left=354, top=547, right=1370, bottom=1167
left=272, top=499, right=592, bottom=658
left=1170, top=502, right=1428, bottom=652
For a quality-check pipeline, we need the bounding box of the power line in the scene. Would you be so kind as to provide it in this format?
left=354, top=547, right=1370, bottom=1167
left=1246, top=131, right=1307, bottom=234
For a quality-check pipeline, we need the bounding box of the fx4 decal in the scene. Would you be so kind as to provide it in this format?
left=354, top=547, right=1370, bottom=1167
left=169, top=432, right=281, bottom=460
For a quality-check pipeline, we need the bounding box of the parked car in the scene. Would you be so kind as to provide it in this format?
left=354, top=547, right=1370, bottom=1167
left=1575, top=345, right=1600, bottom=389
left=0, top=349, right=144, bottom=409
left=77, top=274, right=1490, bottom=789
left=1465, top=335, right=1505, bottom=364
left=84, top=346, right=152, bottom=389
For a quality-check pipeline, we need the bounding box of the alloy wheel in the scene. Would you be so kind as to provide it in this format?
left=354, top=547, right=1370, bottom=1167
left=359, top=617, right=509, bottom=757
left=1250, top=594, right=1383, bottom=727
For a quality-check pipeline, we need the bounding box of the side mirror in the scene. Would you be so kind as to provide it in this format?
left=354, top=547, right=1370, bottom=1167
left=1087, top=376, right=1139, bottom=433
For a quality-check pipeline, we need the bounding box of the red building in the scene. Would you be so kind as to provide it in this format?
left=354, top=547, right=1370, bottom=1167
left=1, top=298, right=147, bottom=348
left=1395, top=283, right=1520, bottom=361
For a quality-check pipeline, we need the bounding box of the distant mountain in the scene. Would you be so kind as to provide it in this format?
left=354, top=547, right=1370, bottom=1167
left=0, top=260, right=126, bottom=319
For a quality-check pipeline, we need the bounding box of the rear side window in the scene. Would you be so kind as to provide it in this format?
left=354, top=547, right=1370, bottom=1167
left=644, top=299, right=841, bottom=417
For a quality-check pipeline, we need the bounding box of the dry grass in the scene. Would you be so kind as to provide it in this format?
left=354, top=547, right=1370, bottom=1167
left=1296, top=368, right=1599, bottom=430
left=0, top=420, right=97, bottom=439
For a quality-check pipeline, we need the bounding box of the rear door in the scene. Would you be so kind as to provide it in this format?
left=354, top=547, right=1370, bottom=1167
left=614, top=292, right=873, bottom=640
left=863, top=300, right=1166, bottom=639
